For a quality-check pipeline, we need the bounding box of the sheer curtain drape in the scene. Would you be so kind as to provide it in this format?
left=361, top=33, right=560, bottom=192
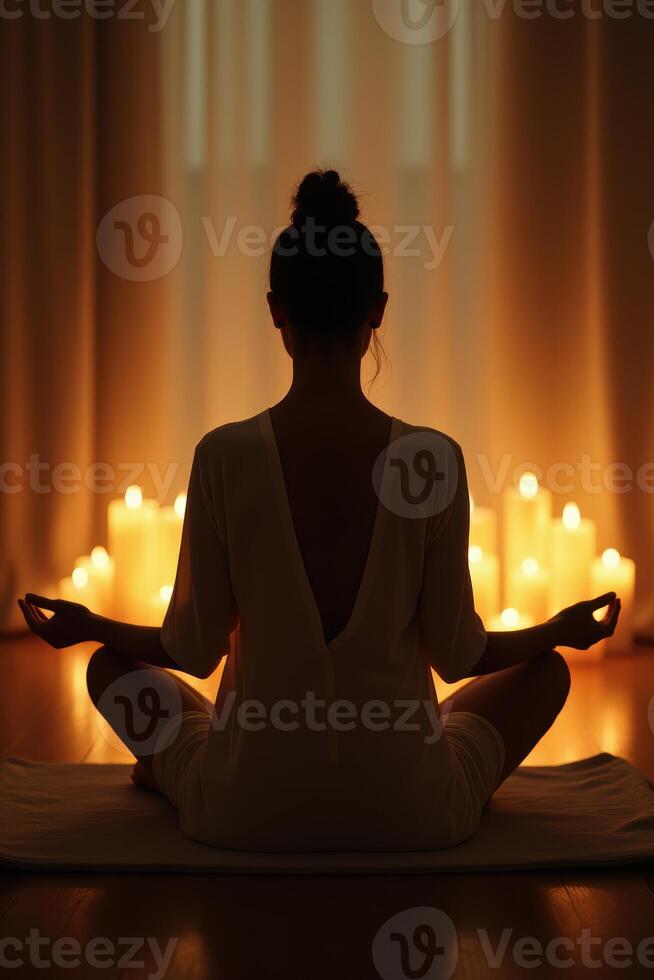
left=2, top=1, right=653, bottom=633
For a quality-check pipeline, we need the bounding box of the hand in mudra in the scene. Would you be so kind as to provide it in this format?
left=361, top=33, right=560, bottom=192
left=18, top=594, right=92, bottom=649
left=550, top=592, right=621, bottom=650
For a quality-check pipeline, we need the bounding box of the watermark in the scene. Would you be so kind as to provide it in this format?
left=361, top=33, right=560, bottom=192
left=0, top=457, right=179, bottom=499
left=373, top=907, right=654, bottom=977
left=372, top=907, right=458, bottom=980
left=373, top=431, right=459, bottom=520
left=0, top=930, right=177, bottom=978
left=0, top=0, right=175, bottom=31
left=96, top=195, right=455, bottom=281
left=372, top=0, right=654, bottom=44
left=97, top=195, right=183, bottom=281
left=3, top=448, right=654, bottom=502
left=99, top=679, right=453, bottom=756
left=478, top=927, right=654, bottom=970
left=210, top=691, right=451, bottom=744
left=97, top=669, right=183, bottom=757
left=371, top=434, right=654, bottom=520
left=372, top=0, right=461, bottom=44
left=473, top=452, right=654, bottom=496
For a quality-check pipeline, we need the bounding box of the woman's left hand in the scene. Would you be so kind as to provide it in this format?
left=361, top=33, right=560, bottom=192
left=18, top=594, right=93, bottom=649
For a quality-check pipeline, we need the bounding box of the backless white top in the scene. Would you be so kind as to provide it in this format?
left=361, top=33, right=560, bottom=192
left=161, top=410, right=488, bottom=851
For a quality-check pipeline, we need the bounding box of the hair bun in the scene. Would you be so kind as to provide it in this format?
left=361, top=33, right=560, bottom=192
left=291, top=170, right=360, bottom=229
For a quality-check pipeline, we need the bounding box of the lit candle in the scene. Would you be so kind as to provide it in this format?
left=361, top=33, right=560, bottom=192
left=503, top=472, right=552, bottom=576
left=58, top=565, right=99, bottom=612
left=469, top=495, right=497, bottom=555
left=591, top=548, right=636, bottom=655
left=507, top=557, right=550, bottom=624
left=73, top=546, right=115, bottom=617
left=156, top=492, right=186, bottom=591
left=487, top=607, right=535, bottom=631
left=550, top=503, right=597, bottom=614
left=143, top=584, right=174, bottom=627
left=108, top=485, right=159, bottom=622
left=468, top=545, right=500, bottom=627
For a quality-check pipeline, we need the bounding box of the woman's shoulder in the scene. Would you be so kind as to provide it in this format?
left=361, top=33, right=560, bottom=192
left=393, top=417, right=464, bottom=458
left=195, top=411, right=268, bottom=459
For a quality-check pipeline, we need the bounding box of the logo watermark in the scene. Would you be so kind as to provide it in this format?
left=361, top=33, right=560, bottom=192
left=3, top=448, right=654, bottom=500
left=373, top=907, right=654, bottom=977
left=372, top=0, right=654, bottom=43
left=96, top=195, right=455, bottom=281
left=372, top=907, right=458, bottom=980
left=0, top=457, right=179, bottom=499
left=97, top=195, right=183, bottom=281
left=97, top=669, right=183, bottom=757
left=373, top=431, right=459, bottom=519
left=0, top=0, right=176, bottom=31
left=0, top=931, right=177, bottom=978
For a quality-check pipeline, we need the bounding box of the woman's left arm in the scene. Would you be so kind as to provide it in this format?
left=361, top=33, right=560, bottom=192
left=470, top=592, right=621, bottom=676
left=17, top=594, right=178, bottom=668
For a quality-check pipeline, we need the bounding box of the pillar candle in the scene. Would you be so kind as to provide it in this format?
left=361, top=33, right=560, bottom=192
left=550, top=503, right=596, bottom=614
left=469, top=496, right=497, bottom=555
left=74, top=546, right=115, bottom=617
left=108, top=485, right=159, bottom=623
left=591, top=548, right=636, bottom=655
left=468, top=546, right=500, bottom=627
left=487, top=608, right=535, bottom=631
left=507, top=557, right=550, bottom=625
left=58, top=566, right=100, bottom=612
left=503, top=472, right=552, bottom=575
left=142, top=584, right=174, bottom=628
left=155, top=493, right=186, bottom=591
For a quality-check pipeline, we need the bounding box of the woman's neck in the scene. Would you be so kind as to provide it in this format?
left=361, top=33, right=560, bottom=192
left=284, top=350, right=369, bottom=409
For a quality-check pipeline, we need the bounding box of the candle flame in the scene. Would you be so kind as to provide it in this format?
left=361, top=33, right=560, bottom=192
left=519, top=472, right=539, bottom=498
left=160, top=585, right=173, bottom=602
left=125, top=485, right=143, bottom=510
left=602, top=548, right=620, bottom=570
left=562, top=502, right=581, bottom=530
left=501, top=607, right=520, bottom=628
left=72, top=566, right=88, bottom=589
left=91, top=546, right=110, bottom=569
left=521, top=557, right=539, bottom=576
left=468, top=545, right=483, bottom=565
left=174, top=493, right=187, bottom=518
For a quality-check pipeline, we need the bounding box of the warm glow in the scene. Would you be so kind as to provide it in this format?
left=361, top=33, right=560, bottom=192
left=160, top=585, right=173, bottom=602
left=72, top=566, right=88, bottom=589
left=501, top=607, right=520, bottom=628
left=602, top=547, right=621, bottom=570
left=469, top=494, right=475, bottom=514
left=468, top=545, right=483, bottom=565
left=174, top=492, right=187, bottom=518
left=521, top=557, right=539, bottom=577
left=91, top=545, right=110, bottom=569
left=519, top=472, right=539, bottom=498
left=562, top=502, right=581, bottom=530
left=125, top=485, right=143, bottom=509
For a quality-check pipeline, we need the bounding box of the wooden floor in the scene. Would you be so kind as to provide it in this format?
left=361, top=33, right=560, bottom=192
left=1, top=635, right=653, bottom=979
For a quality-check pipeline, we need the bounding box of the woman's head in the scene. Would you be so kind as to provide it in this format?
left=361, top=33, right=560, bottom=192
left=268, top=171, right=387, bottom=364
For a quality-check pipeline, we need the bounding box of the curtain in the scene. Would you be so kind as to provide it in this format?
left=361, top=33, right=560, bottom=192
left=2, top=0, right=653, bottom=635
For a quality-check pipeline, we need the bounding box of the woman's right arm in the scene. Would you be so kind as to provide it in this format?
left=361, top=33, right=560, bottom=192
left=469, top=592, right=621, bottom=676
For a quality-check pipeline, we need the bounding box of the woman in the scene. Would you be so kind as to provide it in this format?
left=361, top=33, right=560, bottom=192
left=19, top=171, right=620, bottom=852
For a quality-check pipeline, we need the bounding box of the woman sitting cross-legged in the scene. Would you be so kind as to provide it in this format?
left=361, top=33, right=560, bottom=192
left=19, top=171, right=620, bottom=852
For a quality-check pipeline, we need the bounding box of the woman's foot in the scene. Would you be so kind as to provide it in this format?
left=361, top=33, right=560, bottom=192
left=130, top=761, right=160, bottom=794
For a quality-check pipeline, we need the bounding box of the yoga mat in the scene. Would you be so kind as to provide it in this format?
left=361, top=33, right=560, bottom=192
left=1, top=754, right=653, bottom=874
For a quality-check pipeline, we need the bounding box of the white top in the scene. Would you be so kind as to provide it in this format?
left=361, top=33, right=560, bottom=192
left=162, top=410, right=487, bottom=851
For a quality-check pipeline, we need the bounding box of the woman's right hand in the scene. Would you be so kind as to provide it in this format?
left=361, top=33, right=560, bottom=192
left=549, top=593, right=621, bottom=650
left=18, top=594, right=94, bottom=649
